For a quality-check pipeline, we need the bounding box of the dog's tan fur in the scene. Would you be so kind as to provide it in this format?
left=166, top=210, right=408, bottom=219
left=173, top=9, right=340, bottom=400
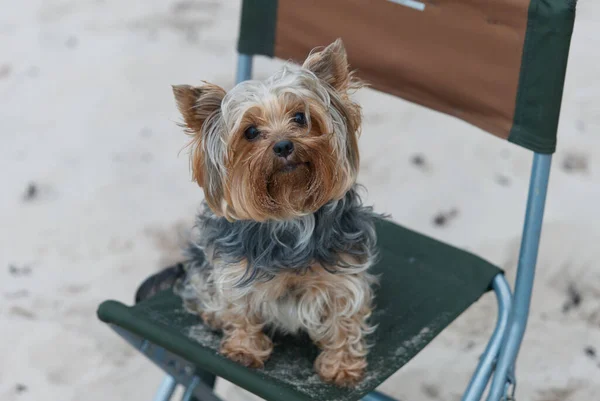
left=174, top=39, right=363, bottom=222
left=173, top=39, right=375, bottom=387
left=183, top=253, right=375, bottom=385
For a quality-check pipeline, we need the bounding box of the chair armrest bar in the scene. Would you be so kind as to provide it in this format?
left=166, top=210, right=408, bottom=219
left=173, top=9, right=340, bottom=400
left=487, top=153, right=552, bottom=401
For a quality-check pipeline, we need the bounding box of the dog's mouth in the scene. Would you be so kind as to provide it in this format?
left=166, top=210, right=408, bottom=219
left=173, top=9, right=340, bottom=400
left=266, top=160, right=312, bottom=198
left=276, top=161, right=310, bottom=174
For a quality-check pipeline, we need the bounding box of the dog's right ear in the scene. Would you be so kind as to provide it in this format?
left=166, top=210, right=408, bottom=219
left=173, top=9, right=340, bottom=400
left=172, top=84, right=226, bottom=133
left=172, top=83, right=226, bottom=189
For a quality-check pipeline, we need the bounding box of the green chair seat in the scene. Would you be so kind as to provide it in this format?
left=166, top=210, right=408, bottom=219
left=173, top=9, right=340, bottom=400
left=97, top=218, right=501, bottom=401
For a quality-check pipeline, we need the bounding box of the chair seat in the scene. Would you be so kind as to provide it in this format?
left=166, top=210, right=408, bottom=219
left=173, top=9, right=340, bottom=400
left=97, top=219, right=501, bottom=401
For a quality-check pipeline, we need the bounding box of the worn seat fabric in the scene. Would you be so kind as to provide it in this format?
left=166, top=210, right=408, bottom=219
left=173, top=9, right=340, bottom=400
left=97, top=219, right=500, bottom=401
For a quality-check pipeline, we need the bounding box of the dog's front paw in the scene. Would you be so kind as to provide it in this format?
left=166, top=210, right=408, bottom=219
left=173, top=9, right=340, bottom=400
left=315, top=350, right=366, bottom=387
left=201, top=311, right=223, bottom=331
left=220, top=330, right=273, bottom=369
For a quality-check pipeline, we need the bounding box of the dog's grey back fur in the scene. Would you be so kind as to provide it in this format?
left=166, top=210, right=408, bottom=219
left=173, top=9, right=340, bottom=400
left=185, top=185, right=379, bottom=286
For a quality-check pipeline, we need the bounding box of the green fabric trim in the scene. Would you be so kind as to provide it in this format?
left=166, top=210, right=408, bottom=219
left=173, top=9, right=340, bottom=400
left=509, top=0, right=576, bottom=154
left=237, top=0, right=278, bottom=57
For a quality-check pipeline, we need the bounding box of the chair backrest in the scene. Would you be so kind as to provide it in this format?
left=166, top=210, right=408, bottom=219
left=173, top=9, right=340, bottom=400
left=237, top=0, right=576, bottom=154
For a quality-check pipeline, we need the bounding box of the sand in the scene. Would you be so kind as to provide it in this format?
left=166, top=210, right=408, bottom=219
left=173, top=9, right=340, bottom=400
left=1, top=1, right=599, bottom=400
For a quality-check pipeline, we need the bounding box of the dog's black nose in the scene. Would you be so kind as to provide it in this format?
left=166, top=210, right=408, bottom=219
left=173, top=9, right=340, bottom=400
left=273, top=140, right=294, bottom=158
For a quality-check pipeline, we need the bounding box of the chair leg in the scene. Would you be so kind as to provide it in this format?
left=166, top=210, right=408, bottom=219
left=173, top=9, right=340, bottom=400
left=236, top=54, right=253, bottom=84
left=486, top=153, right=552, bottom=401
left=181, top=371, right=221, bottom=401
left=462, top=274, right=512, bottom=401
left=181, top=377, right=199, bottom=401
left=180, top=375, right=223, bottom=401
left=153, top=375, right=177, bottom=401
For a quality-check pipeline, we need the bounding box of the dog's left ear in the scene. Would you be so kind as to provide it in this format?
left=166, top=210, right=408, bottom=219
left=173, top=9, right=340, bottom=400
left=302, top=38, right=351, bottom=92
left=172, top=83, right=225, bottom=134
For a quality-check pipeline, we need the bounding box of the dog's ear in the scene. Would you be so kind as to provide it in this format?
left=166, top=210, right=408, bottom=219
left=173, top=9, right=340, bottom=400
left=172, top=84, right=225, bottom=189
left=302, top=38, right=351, bottom=92
left=172, top=83, right=225, bottom=133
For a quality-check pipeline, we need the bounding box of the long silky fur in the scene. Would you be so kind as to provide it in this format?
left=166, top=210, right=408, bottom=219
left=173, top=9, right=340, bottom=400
left=178, top=185, right=379, bottom=288
left=186, top=63, right=362, bottom=221
left=171, top=39, right=379, bottom=385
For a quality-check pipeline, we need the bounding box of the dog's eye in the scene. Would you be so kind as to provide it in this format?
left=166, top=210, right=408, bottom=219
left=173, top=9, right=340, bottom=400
left=244, top=125, right=260, bottom=141
left=293, top=112, right=307, bottom=126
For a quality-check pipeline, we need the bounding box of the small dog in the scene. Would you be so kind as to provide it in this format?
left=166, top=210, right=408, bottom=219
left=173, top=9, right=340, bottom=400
left=151, top=39, right=379, bottom=387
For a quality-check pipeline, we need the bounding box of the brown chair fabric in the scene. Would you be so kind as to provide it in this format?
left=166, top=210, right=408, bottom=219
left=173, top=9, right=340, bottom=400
left=237, top=0, right=576, bottom=154
left=275, top=0, right=528, bottom=144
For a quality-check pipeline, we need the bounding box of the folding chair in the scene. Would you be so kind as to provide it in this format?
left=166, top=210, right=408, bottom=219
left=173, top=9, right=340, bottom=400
left=97, top=1, right=577, bottom=400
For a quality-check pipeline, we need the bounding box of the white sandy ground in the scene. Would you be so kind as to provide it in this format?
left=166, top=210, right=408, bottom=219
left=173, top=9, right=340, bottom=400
left=1, top=1, right=599, bottom=400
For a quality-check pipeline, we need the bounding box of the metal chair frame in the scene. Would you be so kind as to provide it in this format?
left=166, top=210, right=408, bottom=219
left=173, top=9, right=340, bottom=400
left=132, top=53, right=551, bottom=401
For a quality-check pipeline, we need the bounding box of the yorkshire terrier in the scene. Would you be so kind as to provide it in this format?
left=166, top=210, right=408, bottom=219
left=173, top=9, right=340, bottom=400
left=137, top=39, right=379, bottom=387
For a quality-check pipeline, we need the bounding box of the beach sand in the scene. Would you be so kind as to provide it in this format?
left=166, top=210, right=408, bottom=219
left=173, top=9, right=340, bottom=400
left=1, top=1, right=599, bottom=400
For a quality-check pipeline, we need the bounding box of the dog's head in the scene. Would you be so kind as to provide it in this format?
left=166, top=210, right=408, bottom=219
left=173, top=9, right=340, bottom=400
left=173, top=39, right=363, bottom=221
